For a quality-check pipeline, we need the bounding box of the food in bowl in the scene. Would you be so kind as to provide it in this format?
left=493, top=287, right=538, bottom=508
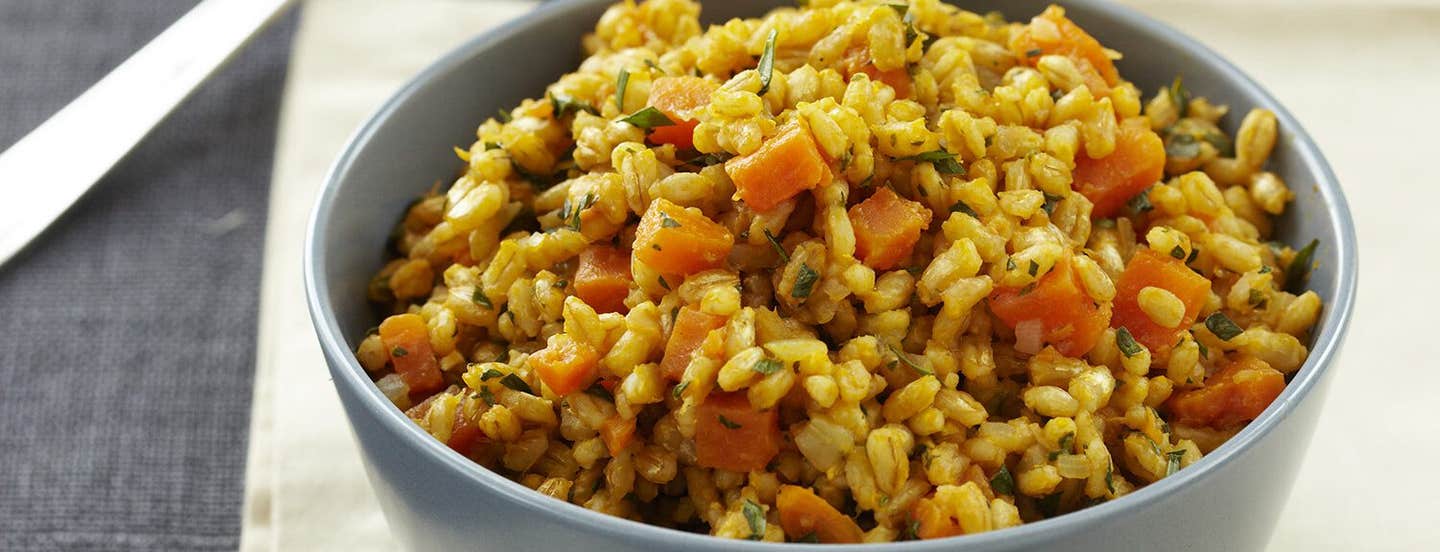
left=351, top=0, right=1323, bottom=543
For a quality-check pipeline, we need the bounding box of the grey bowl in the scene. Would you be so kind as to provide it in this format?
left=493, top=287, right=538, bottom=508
left=304, top=0, right=1359, bottom=549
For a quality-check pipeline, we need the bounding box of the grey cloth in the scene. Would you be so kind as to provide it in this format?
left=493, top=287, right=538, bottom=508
left=0, top=2, right=296, bottom=550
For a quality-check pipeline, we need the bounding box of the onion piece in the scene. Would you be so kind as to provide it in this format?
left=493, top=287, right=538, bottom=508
left=1015, top=319, right=1044, bottom=355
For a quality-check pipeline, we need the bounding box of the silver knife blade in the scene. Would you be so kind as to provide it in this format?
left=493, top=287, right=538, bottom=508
left=0, top=0, right=295, bottom=269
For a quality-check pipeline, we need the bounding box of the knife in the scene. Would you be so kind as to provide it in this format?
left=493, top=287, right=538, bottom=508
left=0, top=0, right=296, bottom=268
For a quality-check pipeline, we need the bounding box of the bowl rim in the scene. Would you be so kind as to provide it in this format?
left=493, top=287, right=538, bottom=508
left=303, top=0, right=1359, bottom=548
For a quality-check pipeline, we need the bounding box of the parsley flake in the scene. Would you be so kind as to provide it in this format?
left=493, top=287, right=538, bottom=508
left=390, top=346, right=408, bottom=358
left=618, top=106, right=677, bottom=129
left=757, top=29, right=778, bottom=95
left=718, top=415, right=742, bottom=430
left=899, top=150, right=965, bottom=175
left=752, top=358, right=783, bottom=375
left=615, top=69, right=630, bottom=112
left=791, top=262, right=819, bottom=299
left=499, top=373, right=534, bottom=394
left=1116, top=327, right=1143, bottom=357
left=1284, top=239, right=1319, bottom=293
left=886, top=342, right=932, bottom=376
left=742, top=499, right=766, bottom=540
left=1205, top=312, right=1243, bottom=341
left=989, top=465, right=1015, bottom=495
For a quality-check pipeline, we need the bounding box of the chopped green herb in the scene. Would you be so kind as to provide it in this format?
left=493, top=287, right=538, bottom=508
left=657, top=274, right=670, bottom=290
left=1258, top=265, right=1272, bottom=274
left=1025, top=48, right=1043, bottom=58
left=496, top=109, right=512, bottom=123
left=473, top=289, right=494, bottom=309
left=742, top=499, right=766, bottom=540
left=989, top=465, right=1015, bottom=495
left=1042, top=192, right=1063, bottom=215
left=1196, top=339, right=1209, bottom=358
left=1028, top=260, right=1039, bottom=277
left=615, top=69, right=630, bottom=112
left=477, top=387, right=495, bottom=405
left=681, top=150, right=733, bottom=167
left=797, top=532, right=820, bottom=543
left=480, top=368, right=504, bottom=381
left=757, top=29, right=778, bottom=95
left=1126, top=187, right=1153, bottom=214
left=1205, top=312, right=1243, bottom=341
left=390, top=346, right=408, bottom=358
left=1165, top=449, right=1185, bottom=477
left=1006, top=257, right=1017, bottom=271
left=838, top=150, right=853, bottom=172
left=886, top=342, right=933, bottom=376
left=1202, top=130, right=1233, bottom=157
left=718, top=415, right=742, bottom=430
left=672, top=381, right=690, bottom=400
left=644, top=59, right=663, bottom=74
left=1017, top=282, right=1037, bottom=296
left=949, top=200, right=979, bottom=217
left=792, top=262, right=819, bottom=299
left=618, top=106, right=677, bottom=129
left=549, top=93, right=599, bottom=118
left=1165, top=133, right=1201, bottom=159
left=499, top=373, right=534, bottom=394
left=1168, top=76, right=1190, bottom=118
left=899, top=150, right=965, bottom=175
left=659, top=212, right=682, bottom=228
left=1170, top=245, right=1187, bottom=260
left=1248, top=288, right=1268, bottom=308
left=1059, top=432, right=1075, bottom=452
left=553, top=279, right=568, bottom=289
left=1187, top=246, right=1200, bottom=264
left=1116, top=327, right=1143, bottom=357
left=752, top=358, right=784, bottom=375
left=1105, top=464, right=1116, bottom=493
left=857, top=173, right=874, bottom=188
left=1284, top=239, right=1319, bottom=293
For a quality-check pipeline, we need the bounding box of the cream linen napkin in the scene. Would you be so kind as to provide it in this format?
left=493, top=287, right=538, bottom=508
left=243, top=1, right=1440, bottom=550
left=238, top=2, right=536, bottom=550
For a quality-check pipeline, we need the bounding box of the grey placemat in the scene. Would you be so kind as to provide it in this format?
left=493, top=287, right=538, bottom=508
left=0, top=1, right=296, bottom=550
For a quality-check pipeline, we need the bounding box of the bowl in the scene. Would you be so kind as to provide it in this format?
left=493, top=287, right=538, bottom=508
left=304, top=0, right=1358, bottom=549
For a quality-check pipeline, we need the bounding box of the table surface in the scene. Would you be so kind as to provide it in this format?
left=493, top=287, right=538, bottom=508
left=241, top=1, right=1440, bottom=549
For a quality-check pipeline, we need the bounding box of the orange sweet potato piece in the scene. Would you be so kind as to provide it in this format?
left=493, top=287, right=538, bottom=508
left=634, top=198, right=734, bottom=275
left=776, top=485, right=864, bottom=543
left=840, top=45, right=912, bottom=99
left=575, top=244, right=632, bottom=314
left=1009, top=5, right=1118, bottom=95
left=528, top=333, right=600, bottom=397
left=379, top=313, right=444, bottom=398
left=1167, top=356, right=1286, bottom=428
left=600, top=415, right=637, bottom=455
left=647, top=76, right=718, bottom=150
left=989, top=256, right=1111, bottom=357
left=1074, top=118, right=1166, bottom=218
left=911, top=497, right=964, bottom=540
left=724, top=121, right=830, bottom=212
left=848, top=187, right=933, bottom=271
left=660, top=306, right=728, bottom=381
left=694, top=391, right=780, bottom=472
left=1111, top=249, right=1212, bottom=353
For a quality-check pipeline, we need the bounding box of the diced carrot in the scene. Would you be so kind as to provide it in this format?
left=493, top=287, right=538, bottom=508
left=1111, top=249, right=1212, bottom=353
left=1166, top=356, right=1286, bottom=428
left=528, top=333, right=600, bottom=397
left=575, top=244, right=632, bottom=314
left=911, top=497, right=964, bottom=540
left=1074, top=118, right=1166, bottom=218
left=695, top=391, right=780, bottom=472
left=988, top=257, right=1111, bottom=357
left=1009, top=5, right=1118, bottom=95
left=724, top=121, right=830, bottom=212
left=600, top=415, right=637, bottom=455
left=776, top=485, right=864, bottom=544
left=647, top=76, right=718, bottom=150
left=848, top=187, right=933, bottom=271
left=660, top=306, right=729, bottom=381
left=634, top=198, right=734, bottom=275
left=379, top=313, right=444, bottom=398
left=840, top=45, right=912, bottom=99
